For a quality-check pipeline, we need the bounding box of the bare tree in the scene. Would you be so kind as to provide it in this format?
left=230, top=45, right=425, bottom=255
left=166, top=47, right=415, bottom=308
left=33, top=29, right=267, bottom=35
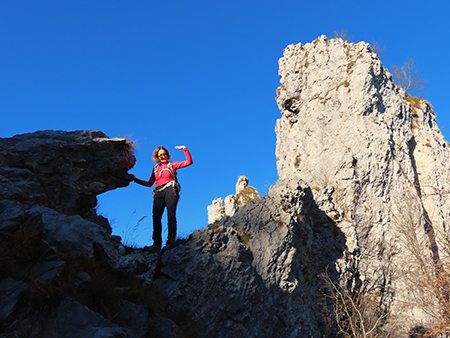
left=391, top=191, right=450, bottom=336
left=371, top=40, right=385, bottom=60
left=392, top=57, right=427, bottom=96
left=321, top=271, right=396, bottom=338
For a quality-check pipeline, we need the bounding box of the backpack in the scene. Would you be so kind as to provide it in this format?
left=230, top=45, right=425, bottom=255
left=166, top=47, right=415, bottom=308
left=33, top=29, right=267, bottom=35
left=154, top=162, right=181, bottom=193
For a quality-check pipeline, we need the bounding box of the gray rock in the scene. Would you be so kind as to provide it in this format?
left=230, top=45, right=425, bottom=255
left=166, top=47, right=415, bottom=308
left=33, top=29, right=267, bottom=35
left=31, top=261, right=65, bottom=281
left=276, top=35, right=450, bottom=332
left=207, top=175, right=260, bottom=223
left=42, top=297, right=139, bottom=338
left=155, top=177, right=344, bottom=338
left=0, top=130, right=140, bottom=337
left=0, top=130, right=135, bottom=216
left=151, top=316, right=181, bottom=338
left=114, top=301, right=150, bottom=338
left=24, top=205, right=117, bottom=260
left=0, top=278, right=27, bottom=322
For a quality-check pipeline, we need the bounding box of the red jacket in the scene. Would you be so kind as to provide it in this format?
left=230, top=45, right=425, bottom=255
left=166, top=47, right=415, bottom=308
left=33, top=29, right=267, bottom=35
left=134, top=147, right=193, bottom=188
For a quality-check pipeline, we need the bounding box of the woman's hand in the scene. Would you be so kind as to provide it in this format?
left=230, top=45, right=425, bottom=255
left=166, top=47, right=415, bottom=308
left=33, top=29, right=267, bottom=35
left=175, top=145, right=186, bottom=150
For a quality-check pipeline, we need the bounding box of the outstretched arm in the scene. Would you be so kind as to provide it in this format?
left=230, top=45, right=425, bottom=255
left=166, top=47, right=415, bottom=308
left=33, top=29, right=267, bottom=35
left=130, top=172, right=156, bottom=187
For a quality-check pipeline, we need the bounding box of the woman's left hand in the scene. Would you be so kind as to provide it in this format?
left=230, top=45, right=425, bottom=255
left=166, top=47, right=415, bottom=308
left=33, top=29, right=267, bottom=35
left=175, top=145, right=186, bottom=150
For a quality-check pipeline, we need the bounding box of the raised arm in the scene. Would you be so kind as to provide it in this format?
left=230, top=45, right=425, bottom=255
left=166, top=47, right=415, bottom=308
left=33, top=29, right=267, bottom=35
left=172, top=146, right=193, bottom=169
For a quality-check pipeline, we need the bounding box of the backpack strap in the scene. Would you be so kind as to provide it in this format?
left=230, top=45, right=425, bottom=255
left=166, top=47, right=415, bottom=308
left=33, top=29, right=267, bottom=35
left=154, top=163, right=176, bottom=181
left=167, top=163, right=178, bottom=182
left=152, top=162, right=181, bottom=195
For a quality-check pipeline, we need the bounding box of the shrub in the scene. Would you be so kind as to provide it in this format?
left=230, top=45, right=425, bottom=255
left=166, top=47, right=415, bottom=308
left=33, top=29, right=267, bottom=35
left=392, top=58, right=427, bottom=96
left=321, top=271, right=396, bottom=337
left=333, top=29, right=351, bottom=42
left=371, top=40, right=385, bottom=59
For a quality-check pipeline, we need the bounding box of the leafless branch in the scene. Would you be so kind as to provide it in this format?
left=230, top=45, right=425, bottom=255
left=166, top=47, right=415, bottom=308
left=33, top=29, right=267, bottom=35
left=392, top=57, right=427, bottom=96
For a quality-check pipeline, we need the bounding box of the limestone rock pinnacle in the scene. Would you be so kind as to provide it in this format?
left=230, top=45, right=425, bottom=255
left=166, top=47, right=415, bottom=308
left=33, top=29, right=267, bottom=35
left=276, top=35, right=450, bottom=331
left=207, top=175, right=259, bottom=224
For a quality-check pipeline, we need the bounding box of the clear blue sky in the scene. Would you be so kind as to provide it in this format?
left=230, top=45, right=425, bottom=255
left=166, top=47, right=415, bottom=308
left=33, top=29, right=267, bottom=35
left=1, top=1, right=449, bottom=247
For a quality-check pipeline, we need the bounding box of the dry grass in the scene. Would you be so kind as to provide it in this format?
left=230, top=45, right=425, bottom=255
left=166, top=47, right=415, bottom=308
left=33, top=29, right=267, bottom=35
left=122, top=135, right=138, bottom=156
left=235, top=186, right=260, bottom=206
left=321, top=270, right=397, bottom=338
left=207, top=223, right=224, bottom=233
left=406, top=93, right=423, bottom=116
left=321, top=80, right=351, bottom=103
left=371, top=41, right=385, bottom=59
left=333, top=29, right=351, bottom=42
left=391, top=191, right=450, bottom=336
left=237, top=230, right=253, bottom=246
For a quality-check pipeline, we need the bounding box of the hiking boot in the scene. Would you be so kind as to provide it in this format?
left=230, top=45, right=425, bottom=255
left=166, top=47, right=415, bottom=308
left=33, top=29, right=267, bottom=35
left=166, top=239, right=176, bottom=249
left=147, top=244, right=161, bottom=253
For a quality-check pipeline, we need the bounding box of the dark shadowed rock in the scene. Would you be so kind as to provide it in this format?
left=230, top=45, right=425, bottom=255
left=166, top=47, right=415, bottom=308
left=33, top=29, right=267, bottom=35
left=153, top=178, right=345, bottom=338
left=0, top=130, right=135, bottom=217
left=0, top=278, right=27, bottom=323
left=42, top=298, right=139, bottom=338
left=0, top=130, right=140, bottom=337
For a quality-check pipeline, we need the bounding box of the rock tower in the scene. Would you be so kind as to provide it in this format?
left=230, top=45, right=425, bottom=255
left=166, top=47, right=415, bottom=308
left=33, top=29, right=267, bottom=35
left=275, top=35, right=450, bottom=331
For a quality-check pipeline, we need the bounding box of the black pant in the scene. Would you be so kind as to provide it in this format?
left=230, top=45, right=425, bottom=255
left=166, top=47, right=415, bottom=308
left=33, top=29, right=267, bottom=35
left=152, top=186, right=179, bottom=247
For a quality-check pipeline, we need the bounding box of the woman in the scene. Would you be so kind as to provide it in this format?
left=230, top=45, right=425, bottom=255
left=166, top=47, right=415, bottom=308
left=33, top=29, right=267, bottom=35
left=130, top=145, right=193, bottom=252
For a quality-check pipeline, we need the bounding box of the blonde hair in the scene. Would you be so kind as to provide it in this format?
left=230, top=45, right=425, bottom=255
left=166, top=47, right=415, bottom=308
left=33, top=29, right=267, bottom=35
left=152, top=146, right=171, bottom=163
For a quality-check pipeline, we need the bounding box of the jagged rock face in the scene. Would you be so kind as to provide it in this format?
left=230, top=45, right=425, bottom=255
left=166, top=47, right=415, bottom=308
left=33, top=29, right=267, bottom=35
left=276, top=36, right=450, bottom=331
left=207, top=197, right=226, bottom=224
left=0, top=130, right=136, bottom=261
left=0, top=130, right=142, bottom=337
left=156, top=178, right=345, bottom=338
left=1, top=130, right=135, bottom=217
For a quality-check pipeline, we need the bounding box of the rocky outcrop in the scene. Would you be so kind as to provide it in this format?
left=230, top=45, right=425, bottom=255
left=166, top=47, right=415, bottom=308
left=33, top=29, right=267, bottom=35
left=0, top=130, right=144, bottom=337
left=0, top=130, right=135, bottom=257
left=1, top=130, right=134, bottom=217
left=207, top=175, right=259, bottom=224
left=157, top=177, right=345, bottom=337
left=197, top=35, right=450, bottom=336
left=275, top=35, right=450, bottom=333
